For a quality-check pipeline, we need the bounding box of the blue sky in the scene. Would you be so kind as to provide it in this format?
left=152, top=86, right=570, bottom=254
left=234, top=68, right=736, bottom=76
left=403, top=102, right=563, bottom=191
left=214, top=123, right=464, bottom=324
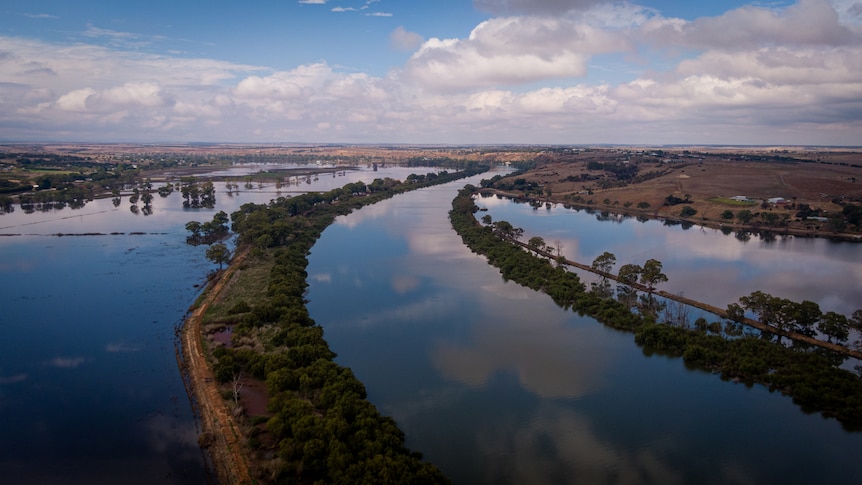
left=1, top=0, right=861, bottom=145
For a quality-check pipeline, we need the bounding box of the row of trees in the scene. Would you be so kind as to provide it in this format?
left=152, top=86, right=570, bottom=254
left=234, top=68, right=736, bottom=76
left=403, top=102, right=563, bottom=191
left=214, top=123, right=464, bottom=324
left=728, top=291, right=862, bottom=346
left=449, top=185, right=862, bottom=429
left=194, top=166, right=489, bottom=483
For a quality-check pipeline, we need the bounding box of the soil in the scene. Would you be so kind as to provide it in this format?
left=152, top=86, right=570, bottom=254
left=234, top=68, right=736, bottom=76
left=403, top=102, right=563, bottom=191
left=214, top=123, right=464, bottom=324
left=180, top=248, right=255, bottom=485
left=514, top=148, right=862, bottom=239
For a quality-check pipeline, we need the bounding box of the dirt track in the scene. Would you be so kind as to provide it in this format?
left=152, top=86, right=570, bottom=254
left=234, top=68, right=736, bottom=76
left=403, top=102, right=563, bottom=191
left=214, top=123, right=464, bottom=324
left=180, top=248, right=254, bottom=485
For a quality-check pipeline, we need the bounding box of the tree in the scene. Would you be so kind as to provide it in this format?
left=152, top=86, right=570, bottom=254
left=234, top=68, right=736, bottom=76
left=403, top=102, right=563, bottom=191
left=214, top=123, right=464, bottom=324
left=818, top=312, right=850, bottom=344
left=737, top=209, right=753, bottom=224
left=185, top=221, right=202, bottom=240
left=618, top=263, right=642, bottom=285
left=591, top=251, right=616, bottom=297
left=721, top=210, right=734, bottom=220
left=726, top=303, right=745, bottom=322
left=493, top=220, right=514, bottom=238
left=762, top=212, right=780, bottom=227
left=527, top=236, right=546, bottom=252
left=851, top=310, right=862, bottom=331
left=481, top=214, right=493, bottom=225
left=679, top=206, right=697, bottom=217
left=793, top=300, right=821, bottom=337
left=206, top=242, right=231, bottom=270
left=591, top=251, right=616, bottom=275
left=640, top=259, right=668, bottom=291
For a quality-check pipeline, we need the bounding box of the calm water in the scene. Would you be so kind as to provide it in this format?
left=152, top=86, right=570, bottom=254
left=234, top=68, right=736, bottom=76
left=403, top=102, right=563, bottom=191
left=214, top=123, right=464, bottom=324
left=0, top=164, right=430, bottom=483
left=474, top=195, right=862, bottom=316
left=306, top=171, right=862, bottom=485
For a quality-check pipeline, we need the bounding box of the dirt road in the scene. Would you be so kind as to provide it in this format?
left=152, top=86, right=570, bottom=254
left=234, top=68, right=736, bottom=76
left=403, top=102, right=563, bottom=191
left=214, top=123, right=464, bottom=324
left=180, top=248, right=254, bottom=485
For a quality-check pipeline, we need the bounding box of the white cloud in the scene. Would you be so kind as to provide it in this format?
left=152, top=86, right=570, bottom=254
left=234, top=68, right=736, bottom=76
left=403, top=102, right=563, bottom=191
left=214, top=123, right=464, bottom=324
left=1, top=1, right=861, bottom=145
left=403, top=16, right=631, bottom=91
left=643, top=0, right=858, bottom=49
left=390, top=26, right=424, bottom=51
left=299, top=0, right=327, bottom=4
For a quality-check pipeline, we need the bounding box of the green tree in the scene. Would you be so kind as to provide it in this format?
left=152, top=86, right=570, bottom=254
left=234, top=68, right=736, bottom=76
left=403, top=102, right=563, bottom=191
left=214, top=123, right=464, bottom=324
left=640, top=259, right=668, bottom=291
left=185, top=221, right=202, bottom=240
left=762, top=212, right=780, bottom=227
left=737, top=209, right=753, bottom=224
left=591, top=251, right=616, bottom=275
left=527, top=236, right=546, bottom=252
left=618, top=263, right=641, bottom=285
left=818, top=312, right=850, bottom=343
left=680, top=206, right=697, bottom=217
left=206, top=242, right=231, bottom=270
left=726, top=303, right=745, bottom=322
left=829, top=216, right=847, bottom=233
left=721, top=210, right=734, bottom=220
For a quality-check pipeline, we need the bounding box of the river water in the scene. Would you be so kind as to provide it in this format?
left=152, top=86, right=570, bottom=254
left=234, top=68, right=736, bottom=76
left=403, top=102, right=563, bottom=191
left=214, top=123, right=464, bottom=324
left=305, top=170, right=862, bottom=485
left=0, top=164, right=431, bottom=483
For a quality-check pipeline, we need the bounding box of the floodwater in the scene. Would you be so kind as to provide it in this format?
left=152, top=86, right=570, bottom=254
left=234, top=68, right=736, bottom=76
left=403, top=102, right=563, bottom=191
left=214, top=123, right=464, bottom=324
left=0, top=164, right=432, bottom=483
left=306, top=170, right=862, bottom=485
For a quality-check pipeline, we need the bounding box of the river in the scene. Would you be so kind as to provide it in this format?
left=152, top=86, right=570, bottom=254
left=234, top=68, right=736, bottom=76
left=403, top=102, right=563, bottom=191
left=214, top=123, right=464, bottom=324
left=305, top=169, right=862, bottom=485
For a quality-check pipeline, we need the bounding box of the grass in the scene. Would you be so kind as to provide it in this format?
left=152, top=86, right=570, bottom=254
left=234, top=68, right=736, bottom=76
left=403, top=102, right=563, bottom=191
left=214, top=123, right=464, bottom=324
left=708, top=197, right=758, bottom=206
left=203, top=253, right=272, bottom=324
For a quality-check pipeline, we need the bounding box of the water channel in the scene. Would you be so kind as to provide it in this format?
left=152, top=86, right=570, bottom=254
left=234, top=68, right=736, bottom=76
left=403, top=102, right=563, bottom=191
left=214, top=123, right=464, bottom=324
left=305, top=170, right=862, bottom=485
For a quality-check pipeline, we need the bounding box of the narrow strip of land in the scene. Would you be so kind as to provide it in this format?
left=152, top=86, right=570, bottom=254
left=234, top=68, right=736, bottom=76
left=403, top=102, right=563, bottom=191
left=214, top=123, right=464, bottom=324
left=515, top=239, right=862, bottom=360
left=179, top=247, right=253, bottom=485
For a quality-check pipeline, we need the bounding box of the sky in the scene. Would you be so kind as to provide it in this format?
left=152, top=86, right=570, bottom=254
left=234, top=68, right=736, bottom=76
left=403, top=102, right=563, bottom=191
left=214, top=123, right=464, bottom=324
left=1, top=0, right=861, bottom=145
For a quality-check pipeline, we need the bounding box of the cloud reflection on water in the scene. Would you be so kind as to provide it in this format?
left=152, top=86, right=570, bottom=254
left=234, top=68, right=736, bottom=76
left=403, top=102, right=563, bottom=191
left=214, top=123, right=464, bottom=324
left=475, top=403, right=687, bottom=485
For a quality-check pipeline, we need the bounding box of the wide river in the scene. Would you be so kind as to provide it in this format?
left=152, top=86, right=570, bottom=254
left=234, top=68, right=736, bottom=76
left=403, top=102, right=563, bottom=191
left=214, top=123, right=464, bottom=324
left=306, top=169, right=862, bottom=485
left=1, top=165, right=860, bottom=483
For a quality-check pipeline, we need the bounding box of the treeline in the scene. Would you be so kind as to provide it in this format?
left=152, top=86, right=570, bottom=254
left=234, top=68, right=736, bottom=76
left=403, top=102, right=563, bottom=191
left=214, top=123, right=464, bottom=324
left=449, top=186, right=862, bottom=430
left=196, top=165, right=488, bottom=484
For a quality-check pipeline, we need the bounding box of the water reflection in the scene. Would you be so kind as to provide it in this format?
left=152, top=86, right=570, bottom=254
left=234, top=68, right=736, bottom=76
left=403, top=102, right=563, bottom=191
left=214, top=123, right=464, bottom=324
left=433, top=312, right=608, bottom=399
left=307, top=171, right=862, bottom=485
left=477, top=196, right=862, bottom=316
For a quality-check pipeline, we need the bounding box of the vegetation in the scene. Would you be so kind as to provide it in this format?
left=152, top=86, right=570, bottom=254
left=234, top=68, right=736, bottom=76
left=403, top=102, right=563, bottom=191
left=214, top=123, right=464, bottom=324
left=187, top=165, right=487, bottom=484
left=450, top=186, right=862, bottom=430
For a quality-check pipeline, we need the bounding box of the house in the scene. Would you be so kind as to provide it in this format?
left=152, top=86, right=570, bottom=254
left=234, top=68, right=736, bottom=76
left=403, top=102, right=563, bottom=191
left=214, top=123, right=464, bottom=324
left=767, top=197, right=786, bottom=205
left=730, top=195, right=750, bottom=202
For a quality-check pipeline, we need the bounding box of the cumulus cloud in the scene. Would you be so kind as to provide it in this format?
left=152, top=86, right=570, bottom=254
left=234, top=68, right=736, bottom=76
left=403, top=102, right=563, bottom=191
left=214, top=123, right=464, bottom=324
left=403, top=16, right=631, bottom=91
left=642, top=0, right=858, bottom=49
left=390, top=26, right=424, bottom=51
left=2, top=1, right=861, bottom=145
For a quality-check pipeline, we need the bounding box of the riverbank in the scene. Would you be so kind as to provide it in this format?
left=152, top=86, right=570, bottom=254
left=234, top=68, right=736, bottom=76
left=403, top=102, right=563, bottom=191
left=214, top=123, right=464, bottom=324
left=451, top=186, right=862, bottom=429
left=179, top=247, right=254, bottom=485
left=481, top=188, right=862, bottom=242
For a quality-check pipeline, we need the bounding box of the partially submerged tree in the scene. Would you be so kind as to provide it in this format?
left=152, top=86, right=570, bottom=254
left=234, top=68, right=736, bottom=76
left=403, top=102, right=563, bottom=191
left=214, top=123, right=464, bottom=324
left=640, top=259, right=668, bottom=291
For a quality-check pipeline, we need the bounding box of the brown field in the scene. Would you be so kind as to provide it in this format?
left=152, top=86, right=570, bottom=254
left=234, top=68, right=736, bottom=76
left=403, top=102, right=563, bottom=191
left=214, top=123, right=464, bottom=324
left=517, top=148, right=862, bottom=231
